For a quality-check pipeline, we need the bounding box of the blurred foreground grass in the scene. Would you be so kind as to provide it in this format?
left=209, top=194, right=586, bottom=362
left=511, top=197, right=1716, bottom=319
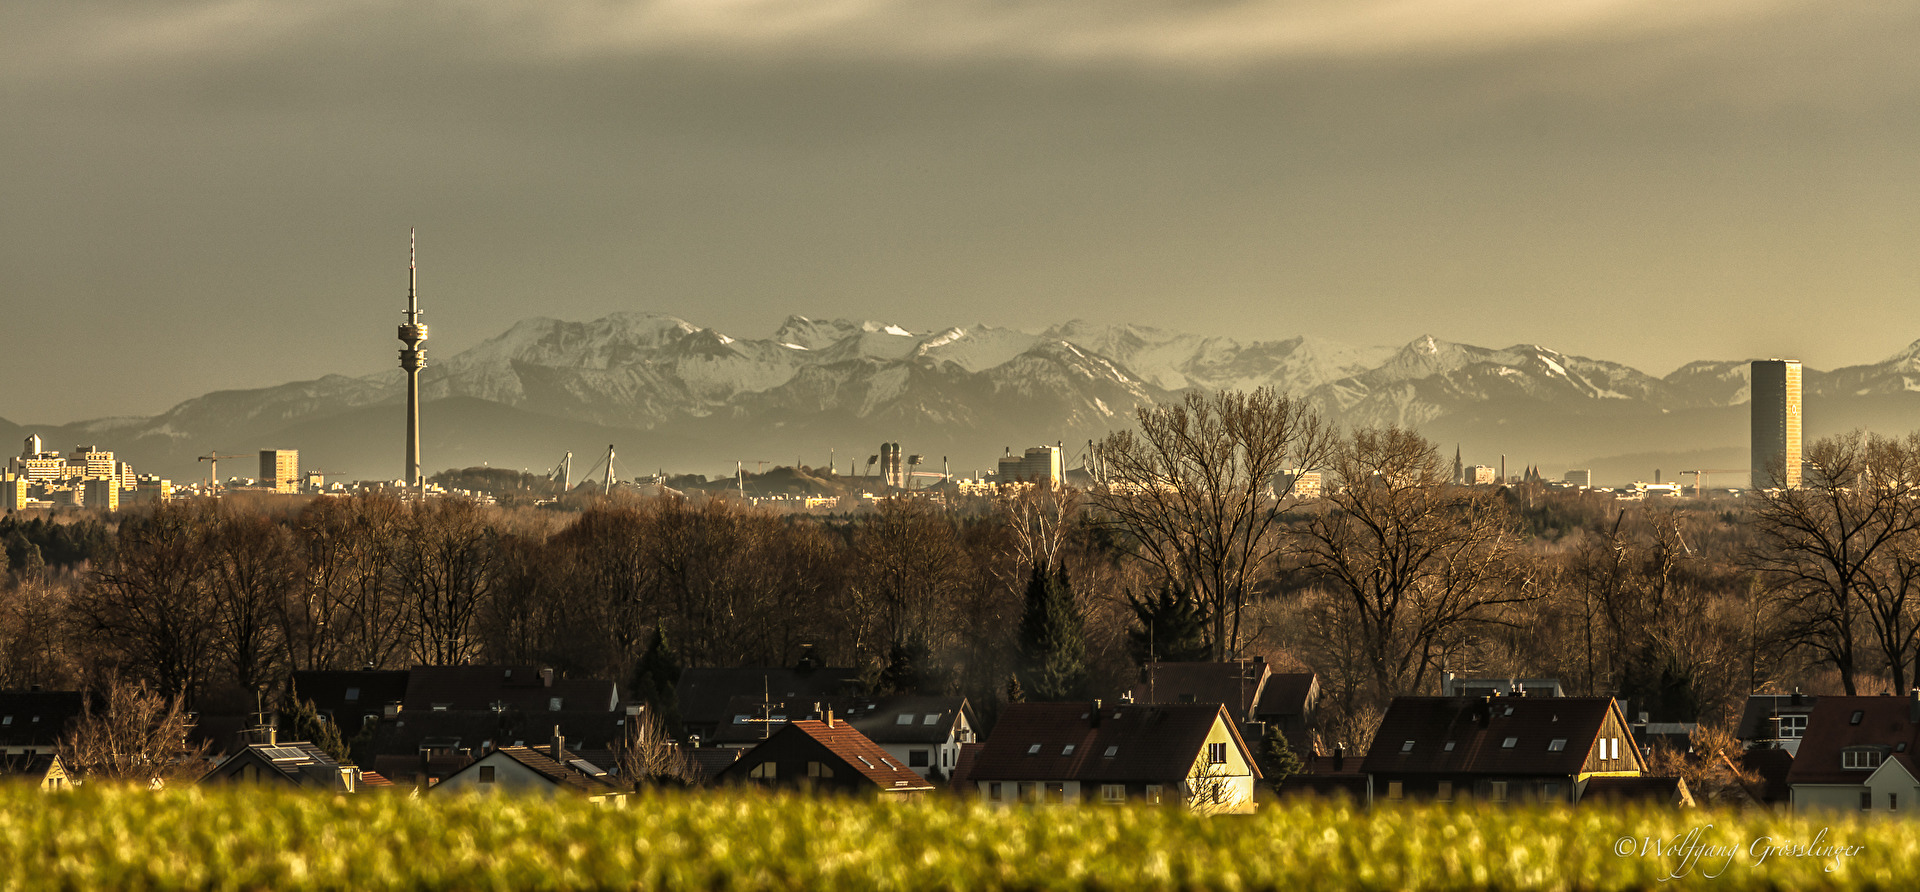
left=0, top=785, right=1913, bottom=890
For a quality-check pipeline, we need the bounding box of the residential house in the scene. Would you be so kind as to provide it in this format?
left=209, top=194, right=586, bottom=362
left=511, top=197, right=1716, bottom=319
left=290, top=669, right=411, bottom=735
left=0, top=754, right=72, bottom=791
left=1139, top=660, right=1318, bottom=757
left=200, top=740, right=362, bottom=792
left=1274, top=750, right=1369, bottom=801
left=840, top=697, right=977, bottom=781
left=1582, top=775, right=1696, bottom=807
left=432, top=731, right=630, bottom=804
left=966, top=702, right=1262, bottom=814
left=1439, top=673, right=1566, bottom=698
left=675, top=658, right=862, bottom=744
left=359, top=665, right=631, bottom=789
left=1738, top=693, right=1820, bottom=757
left=0, top=690, right=86, bottom=759
left=402, top=666, right=620, bottom=715
left=713, top=716, right=934, bottom=797
left=1785, top=693, right=1920, bottom=814
left=1361, top=695, right=1647, bottom=805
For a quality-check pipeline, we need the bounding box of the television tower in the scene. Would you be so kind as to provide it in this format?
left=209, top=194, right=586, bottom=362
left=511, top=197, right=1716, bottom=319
left=398, top=229, right=428, bottom=491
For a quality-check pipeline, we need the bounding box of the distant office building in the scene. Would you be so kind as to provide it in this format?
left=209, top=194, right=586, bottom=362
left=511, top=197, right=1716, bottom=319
left=997, top=446, right=1062, bottom=488
left=1751, top=360, right=1802, bottom=489
left=1274, top=470, right=1323, bottom=500
left=1564, top=469, right=1592, bottom=488
left=1463, top=465, right=1497, bottom=485
left=81, top=479, right=120, bottom=512
left=2, top=476, right=25, bottom=513
left=260, top=449, right=300, bottom=494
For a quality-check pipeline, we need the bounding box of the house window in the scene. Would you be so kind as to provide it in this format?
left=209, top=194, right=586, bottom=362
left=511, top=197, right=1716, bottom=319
left=1842, top=749, right=1884, bottom=770
left=1501, top=737, right=1518, bottom=749
left=1386, top=781, right=1404, bottom=800
left=1101, top=784, right=1125, bottom=803
left=1892, top=793, right=1900, bottom=811
left=909, top=750, right=930, bottom=768
left=1547, top=739, right=1567, bottom=752
left=1491, top=781, right=1508, bottom=802
left=549, top=697, right=563, bottom=711
left=807, top=762, right=833, bottom=778
left=1045, top=782, right=1066, bottom=803
left=1861, top=791, right=1873, bottom=811
left=1179, top=694, right=1196, bottom=703
left=1780, top=715, right=1807, bottom=738
left=1543, top=782, right=1560, bottom=800
left=344, top=687, right=361, bottom=702
left=896, top=714, right=916, bottom=725
left=479, top=766, right=495, bottom=784
left=1443, top=741, right=1455, bottom=752
left=1400, top=740, right=1415, bottom=753
left=1028, top=744, right=1043, bottom=755
left=989, top=782, right=1003, bottom=801
left=1062, top=745, right=1076, bottom=756
left=1018, top=781, right=1038, bottom=802
left=1144, top=784, right=1164, bottom=803
left=749, top=762, right=777, bottom=779
left=924, top=714, right=941, bottom=725
left=1436, top=781, right=1452, bottom=802
left=1104, top=746, right=1119, bottom=757
left=1207, top=743, right=1227, bottom=764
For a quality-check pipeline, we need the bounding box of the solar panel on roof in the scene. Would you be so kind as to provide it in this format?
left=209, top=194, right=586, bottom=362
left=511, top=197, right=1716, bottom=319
left=262, top=746, right=312, bottom=762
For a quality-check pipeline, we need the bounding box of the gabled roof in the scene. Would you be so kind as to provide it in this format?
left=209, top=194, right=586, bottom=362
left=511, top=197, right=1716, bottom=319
left=0, top=754, right=62, bottom=782
left=1784, top=695, right=1920, bottom=786
left=1141, top=661, right=1268, bottom=717
left=968, top=703, right=1255, bottom=784
left=209, top=741, right=346, bottom=786
left=675, top=666, right=863, bottom=730
left=402, top=666, right=619, bottom=714
left=291, top=670, right=411, bottom=716
left=684, top=747, right=742, bottom=785
left=949, top=742, right=983, bottom=789
left=0, top=690, right=86, bottom=747
left=842, top=696, right=972, bottom=746
left=785, top=719, right=934, bottom=791
left=458, top=746, right=630, bottom=795
left=1736, top=694, right=1820, bottom=740
left=1255, top=673, right=1318, bottom=721
left=1361, top=696, right=1627, bottom=777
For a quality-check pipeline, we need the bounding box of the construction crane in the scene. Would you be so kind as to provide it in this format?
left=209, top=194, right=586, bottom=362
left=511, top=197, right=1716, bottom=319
left=197, top=452, right=246, bottom=496
left=1681, top=469, right=1749, bottom=498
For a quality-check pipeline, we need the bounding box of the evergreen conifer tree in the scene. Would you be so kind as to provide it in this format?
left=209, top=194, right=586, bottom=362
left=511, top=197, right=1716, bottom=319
left=1126, top=579, right=1211, bottom=664
left=1018, top=564, right=1088, bottom=701
left=631, top=626, right=684, bottom=734
left=1258, top=726, right=1305, bottom=786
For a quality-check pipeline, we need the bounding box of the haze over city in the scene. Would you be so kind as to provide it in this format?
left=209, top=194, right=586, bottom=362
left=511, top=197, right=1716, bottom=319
left=5, top=1, right=1918, bottom=424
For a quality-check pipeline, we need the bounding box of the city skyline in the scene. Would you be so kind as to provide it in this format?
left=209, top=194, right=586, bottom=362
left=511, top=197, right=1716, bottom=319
left=5, top=1, right=1918, bottom=423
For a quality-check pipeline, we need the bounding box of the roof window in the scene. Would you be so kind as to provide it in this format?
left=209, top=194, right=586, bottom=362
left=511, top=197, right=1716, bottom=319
left=1851, top=710, right=1865, bottom=725
left=1028, top=744, right=1043, bottom=755
left=923, top=714, right=941, bottom=725
left=1503, top=706, right=1515, bottom=716
left=1400, top=740, right=1415, bottom=753
left=1501, top=737, right=1518, bottom=748
left=1547, top=739, right=1566, bottom=751
left=1443, top=741, right=1455, bottom=752
left=896, top=714, right=916, bottom=725
left=1062, top=745, right=1076, bottom=756
left=1104, top=746, right=1119, bottom=757
left=344, top=687, right=361, bottom=702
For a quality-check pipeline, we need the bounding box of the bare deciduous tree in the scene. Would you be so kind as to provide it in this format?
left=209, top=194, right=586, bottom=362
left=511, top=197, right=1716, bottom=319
left=57, top=674, right=211, bottom=786
left=1092, top=388, right=1332, bottom=659
left=79, top=501, right=219, bottom=700
left=1295, top=428, right=1533, bottom=704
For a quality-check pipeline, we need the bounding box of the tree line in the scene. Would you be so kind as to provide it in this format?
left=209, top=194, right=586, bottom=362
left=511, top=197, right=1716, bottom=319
left=1, top=390, right=1911, bottom=752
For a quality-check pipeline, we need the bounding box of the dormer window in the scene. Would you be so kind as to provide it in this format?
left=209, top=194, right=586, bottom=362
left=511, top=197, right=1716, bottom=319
left=1842, top=748, right=1884, bottom=770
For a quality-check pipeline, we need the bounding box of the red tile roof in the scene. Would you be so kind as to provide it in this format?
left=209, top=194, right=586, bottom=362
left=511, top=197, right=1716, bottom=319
left=1784, top=695, right=1920, bottom=786
left=787, top=720, right=934, bottom=791
left=1361, top=696, right=1627, bottom=777
left=968, top=703, right=1253, bottom=783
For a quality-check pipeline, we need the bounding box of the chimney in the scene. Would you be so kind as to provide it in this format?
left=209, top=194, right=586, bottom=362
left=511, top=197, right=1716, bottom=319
left=540, top=668, right=555, bottom=688
left=1333, top=745, right=1345, bottom=772
left=1090, top=700, right=1102, bottom=727
left=552, top=725, right=566, bottom=762
left=1910, top=688, right=1919, bottom=724
left=1791, top=688, right=1803, bottom=706
left=826, top=707, right=835, bottom=729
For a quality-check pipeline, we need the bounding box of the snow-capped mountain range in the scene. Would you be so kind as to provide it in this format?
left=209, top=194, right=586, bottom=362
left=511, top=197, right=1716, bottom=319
left=9, top=313, right=1920, bottom=486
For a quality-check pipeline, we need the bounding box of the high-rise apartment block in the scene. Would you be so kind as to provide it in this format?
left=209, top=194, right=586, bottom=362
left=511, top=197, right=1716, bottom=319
left=1751, top=359, right=1802, bottom=489
left=260, top=449, right=300, bottom=494
left=1563, top=469, right=1592, bottom=489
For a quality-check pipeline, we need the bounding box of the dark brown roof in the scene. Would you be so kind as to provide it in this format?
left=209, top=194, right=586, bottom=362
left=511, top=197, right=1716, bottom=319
left=0, top=690, right=86, bottom=747
left=402, top=666, right=618, bottom=714
left=675, top=667, right=863, bottom=730
left=1141, top=661, right=1268, bottom=716
left=1736, top=694, right=1820, bottom=740
left=948, top=742, right=983, bottom=790
left=291, top=670, right=411, bottom=718
left=1256, top=673, right=1318, bottom=721
left=684, top=747, right=742, bottom=784
left=968, top=703, right=1255, bottom=784
left=0, top=754, right=60, bottom=781
left=1784, top=695, right=1920, bottom=786
left=843, top=697, right=973, bottom=746
left=1361, top=696, right=1626, bottom=777
left=1740, top=748, right=1795, bottom=803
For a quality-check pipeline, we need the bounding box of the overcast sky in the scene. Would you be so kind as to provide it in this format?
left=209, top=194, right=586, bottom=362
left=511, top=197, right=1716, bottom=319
left=5, top=0, right=1917, bottom=423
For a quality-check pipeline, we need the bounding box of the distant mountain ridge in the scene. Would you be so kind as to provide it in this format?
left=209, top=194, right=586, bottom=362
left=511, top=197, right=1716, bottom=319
left=6, top=313, right=1919, bottom=487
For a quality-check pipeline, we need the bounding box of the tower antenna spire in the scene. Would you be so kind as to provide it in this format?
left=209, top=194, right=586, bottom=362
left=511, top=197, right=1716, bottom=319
left=398, top=229, right=429, bottom=494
